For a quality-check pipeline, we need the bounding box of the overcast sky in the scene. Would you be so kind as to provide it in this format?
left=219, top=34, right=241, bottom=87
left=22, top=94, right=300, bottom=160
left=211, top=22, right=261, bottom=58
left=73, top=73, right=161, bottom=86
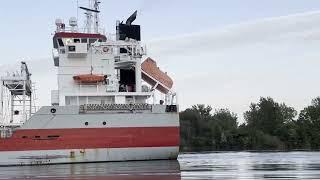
left=1, top=0, right=320, bottom=121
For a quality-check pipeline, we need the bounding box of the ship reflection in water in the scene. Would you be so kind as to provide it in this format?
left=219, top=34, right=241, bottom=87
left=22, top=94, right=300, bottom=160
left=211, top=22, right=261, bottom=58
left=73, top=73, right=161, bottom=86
left=1, top=152, right=320, bottom=179
left=0, top=160, right=181, bottom=180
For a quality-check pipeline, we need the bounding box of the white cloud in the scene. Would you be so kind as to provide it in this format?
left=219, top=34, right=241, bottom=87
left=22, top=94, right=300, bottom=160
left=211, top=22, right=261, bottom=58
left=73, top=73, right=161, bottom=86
left=147, top=11, right=320, bottom=121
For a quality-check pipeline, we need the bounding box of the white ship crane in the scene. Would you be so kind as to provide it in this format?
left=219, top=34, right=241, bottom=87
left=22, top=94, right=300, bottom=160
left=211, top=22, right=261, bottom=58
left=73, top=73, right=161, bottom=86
left=0, top=62, right=36, bottom=128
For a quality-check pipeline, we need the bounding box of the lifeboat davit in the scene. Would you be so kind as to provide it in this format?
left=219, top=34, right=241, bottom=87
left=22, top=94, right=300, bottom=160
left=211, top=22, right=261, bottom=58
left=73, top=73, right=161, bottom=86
left=73, top=74, right=105, bottom=83
left=141, top=57, right=173, bottom=94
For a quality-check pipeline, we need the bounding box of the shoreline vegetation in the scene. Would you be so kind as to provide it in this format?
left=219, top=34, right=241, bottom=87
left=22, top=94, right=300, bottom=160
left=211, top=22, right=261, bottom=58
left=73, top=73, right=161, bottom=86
left=179, top=97, right=320, bottom=152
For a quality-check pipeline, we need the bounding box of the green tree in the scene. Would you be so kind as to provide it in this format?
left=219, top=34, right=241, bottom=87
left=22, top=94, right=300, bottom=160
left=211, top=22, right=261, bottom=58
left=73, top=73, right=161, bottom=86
left=243, top=97, right=297, bottom=149
left=244, top=97, right=296, bottom=136
left=211, top=109, right=238, bottom=150
left=179, top=105, right=240, bottom=151
left=191, top=104, right=212, bottom=120
left=179, top=105, right=214, bottom=151
left=297, top=97, right=320, bottom=149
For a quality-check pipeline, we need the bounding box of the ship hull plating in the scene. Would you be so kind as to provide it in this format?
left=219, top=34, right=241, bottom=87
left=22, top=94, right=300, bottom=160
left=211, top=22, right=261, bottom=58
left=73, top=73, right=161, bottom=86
left=0, top=105, right=180, bottom=166
left=0, top=147, right=179, bottom=166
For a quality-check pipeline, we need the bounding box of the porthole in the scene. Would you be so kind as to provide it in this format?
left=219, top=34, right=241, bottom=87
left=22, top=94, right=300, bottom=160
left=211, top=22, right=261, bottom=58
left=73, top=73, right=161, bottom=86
left=50, top=108, right=56, bottom=113
left=85, top=122, right=89, bottom=126
left=102, top=121, right=106, bottom=126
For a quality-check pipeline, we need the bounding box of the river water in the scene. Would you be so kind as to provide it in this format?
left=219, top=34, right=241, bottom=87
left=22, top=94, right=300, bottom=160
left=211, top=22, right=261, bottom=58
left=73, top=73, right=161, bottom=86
left=0, top=152, right=319, bottom=179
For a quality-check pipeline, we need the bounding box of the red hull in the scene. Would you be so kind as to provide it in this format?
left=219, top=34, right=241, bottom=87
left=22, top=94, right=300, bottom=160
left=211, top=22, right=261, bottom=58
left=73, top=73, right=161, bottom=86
left=0, top=127, right=180, bottom=151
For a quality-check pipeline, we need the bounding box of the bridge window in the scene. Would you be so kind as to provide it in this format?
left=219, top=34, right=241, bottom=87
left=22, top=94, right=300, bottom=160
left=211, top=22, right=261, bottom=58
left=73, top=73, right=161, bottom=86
left=68, top=46, right=76, bottom=52
left=89, top=38, right=97, bottom=44
left=81, top=38, right=88, bottom=43
left=74, top=39, right=80, bottom=43
left=60, top=49, right=65, bottom=54
left=58, top=38, right=64, bottom=47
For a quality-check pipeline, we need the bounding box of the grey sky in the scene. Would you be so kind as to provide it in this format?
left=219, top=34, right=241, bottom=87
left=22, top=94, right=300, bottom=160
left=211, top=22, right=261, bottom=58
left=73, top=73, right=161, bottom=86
left=1, top=1, right=320, bottom=121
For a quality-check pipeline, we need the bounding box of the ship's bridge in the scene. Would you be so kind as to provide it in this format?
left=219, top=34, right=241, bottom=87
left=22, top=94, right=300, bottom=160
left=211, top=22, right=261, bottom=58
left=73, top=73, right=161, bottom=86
left=53, top=32, right=107, bottom=49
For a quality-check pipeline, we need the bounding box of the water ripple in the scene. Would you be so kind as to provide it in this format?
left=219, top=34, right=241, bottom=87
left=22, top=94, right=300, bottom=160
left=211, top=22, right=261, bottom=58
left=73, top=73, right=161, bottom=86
left=0, top=152, right=320, bottom=179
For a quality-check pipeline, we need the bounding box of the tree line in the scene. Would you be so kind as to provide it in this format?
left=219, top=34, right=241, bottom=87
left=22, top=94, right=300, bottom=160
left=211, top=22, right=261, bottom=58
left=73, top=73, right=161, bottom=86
left=180, top=97, right=320, bottom=151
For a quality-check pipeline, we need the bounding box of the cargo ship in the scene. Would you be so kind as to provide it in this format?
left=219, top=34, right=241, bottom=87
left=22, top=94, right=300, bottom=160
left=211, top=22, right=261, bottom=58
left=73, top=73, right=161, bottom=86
left=0, top=0, right=179, bottom=166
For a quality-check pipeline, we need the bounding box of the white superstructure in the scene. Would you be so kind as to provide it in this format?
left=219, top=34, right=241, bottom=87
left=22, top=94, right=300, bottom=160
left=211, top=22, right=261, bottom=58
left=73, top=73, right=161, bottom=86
left=52, top=0, right=176, bottom=107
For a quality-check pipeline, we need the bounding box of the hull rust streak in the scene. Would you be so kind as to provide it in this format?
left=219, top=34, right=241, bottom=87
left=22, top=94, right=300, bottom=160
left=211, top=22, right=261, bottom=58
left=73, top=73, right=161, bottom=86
left=0, top=147, right=179, bottom=166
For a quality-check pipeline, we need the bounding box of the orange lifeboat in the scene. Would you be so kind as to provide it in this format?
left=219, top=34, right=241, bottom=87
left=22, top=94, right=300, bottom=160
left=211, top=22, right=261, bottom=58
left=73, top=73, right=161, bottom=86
left=73, top=74, right=105, bottom=83
left=141, top=58, right=173, bottom=94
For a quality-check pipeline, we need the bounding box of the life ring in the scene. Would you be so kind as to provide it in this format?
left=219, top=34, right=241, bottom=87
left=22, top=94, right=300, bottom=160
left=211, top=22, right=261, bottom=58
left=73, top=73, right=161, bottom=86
left=103, top=47, right=109, bottom=53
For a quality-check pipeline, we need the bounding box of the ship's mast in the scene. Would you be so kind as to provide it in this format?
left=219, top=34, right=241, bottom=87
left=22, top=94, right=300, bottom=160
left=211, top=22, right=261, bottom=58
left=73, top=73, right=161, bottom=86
left=93, top=0, right=100, bottom=33
left=80, top=0, right=101, bottom=33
